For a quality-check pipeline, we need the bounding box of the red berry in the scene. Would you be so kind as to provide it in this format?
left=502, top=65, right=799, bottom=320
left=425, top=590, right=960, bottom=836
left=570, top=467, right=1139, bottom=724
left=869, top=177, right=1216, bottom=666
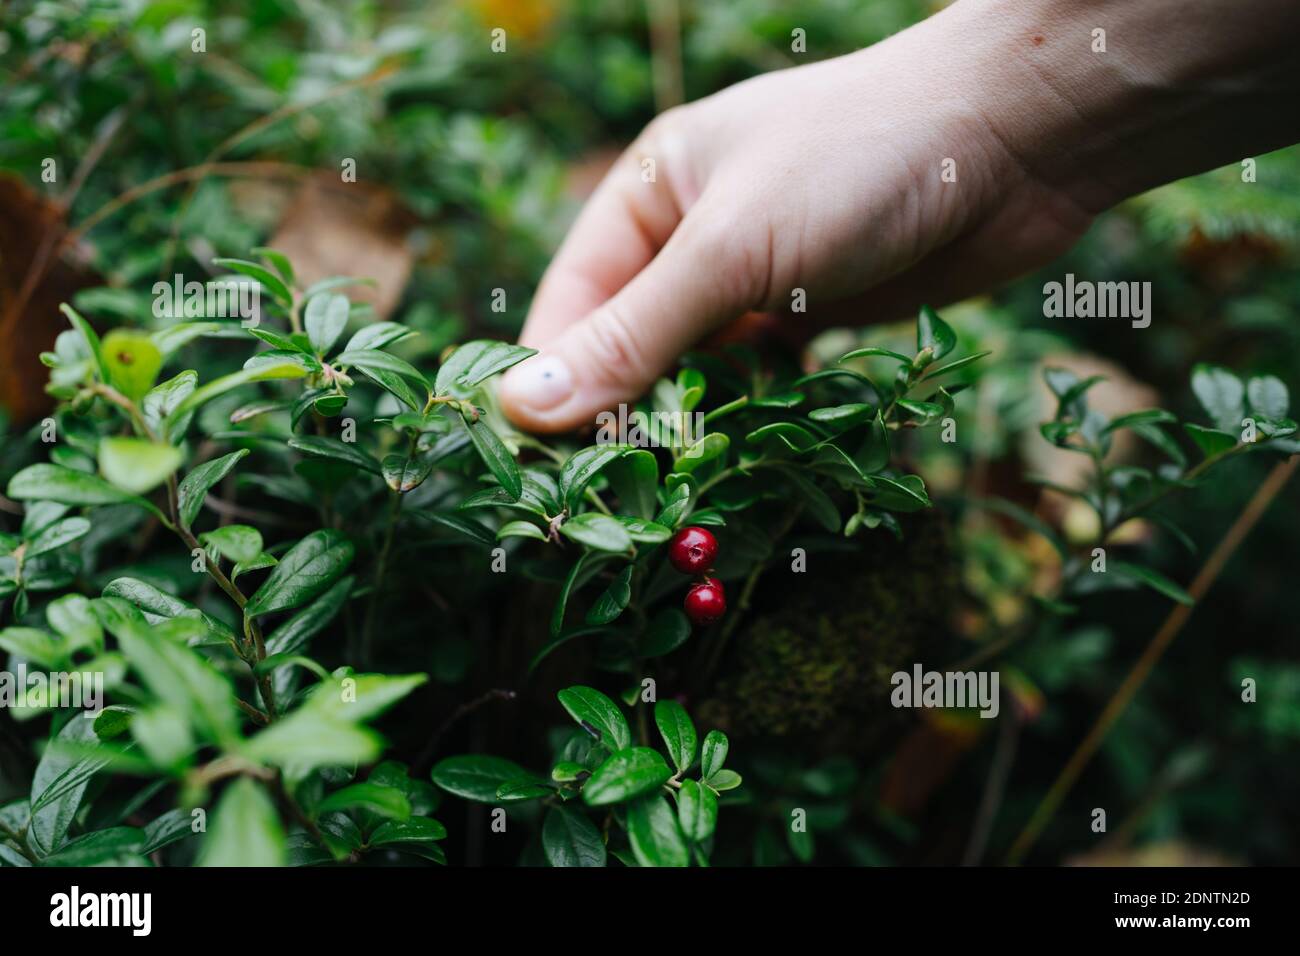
left=684, top=577, right=726, bottom=626
left=668, top=526, right=718, bottom=575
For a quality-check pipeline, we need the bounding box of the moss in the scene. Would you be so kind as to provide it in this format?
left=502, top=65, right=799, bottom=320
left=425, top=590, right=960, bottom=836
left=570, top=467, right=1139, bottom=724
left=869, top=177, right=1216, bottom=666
left=702, top=511, right=956, bottom=744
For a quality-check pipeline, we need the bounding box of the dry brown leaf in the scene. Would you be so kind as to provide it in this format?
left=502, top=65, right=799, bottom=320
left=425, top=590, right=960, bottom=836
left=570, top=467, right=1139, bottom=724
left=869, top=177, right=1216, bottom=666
left=268, top=174, right=417, bottom=321
left=0, top=172, right=102, bottom=423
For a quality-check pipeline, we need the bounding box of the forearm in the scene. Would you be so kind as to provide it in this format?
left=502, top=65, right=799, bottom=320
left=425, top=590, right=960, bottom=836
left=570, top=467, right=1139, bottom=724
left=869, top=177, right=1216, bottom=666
left=931, top=0, right=1300, bottom=212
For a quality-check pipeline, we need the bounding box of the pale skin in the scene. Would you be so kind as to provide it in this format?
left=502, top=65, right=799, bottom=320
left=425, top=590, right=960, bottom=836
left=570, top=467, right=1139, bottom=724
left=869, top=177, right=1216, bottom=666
left=499, top=0, right=1300, bottom=432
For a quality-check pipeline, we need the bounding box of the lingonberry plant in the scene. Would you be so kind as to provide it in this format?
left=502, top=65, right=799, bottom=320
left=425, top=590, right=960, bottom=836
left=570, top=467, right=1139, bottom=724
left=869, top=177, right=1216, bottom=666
left=0, top=247, right=1292, bottom=867
left=979, top=363, right=1297, bottom=610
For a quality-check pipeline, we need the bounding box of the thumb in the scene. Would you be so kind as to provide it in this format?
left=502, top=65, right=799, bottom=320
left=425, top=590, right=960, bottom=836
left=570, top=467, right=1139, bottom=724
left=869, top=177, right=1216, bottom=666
left=500, top=210, right=749, bottom=432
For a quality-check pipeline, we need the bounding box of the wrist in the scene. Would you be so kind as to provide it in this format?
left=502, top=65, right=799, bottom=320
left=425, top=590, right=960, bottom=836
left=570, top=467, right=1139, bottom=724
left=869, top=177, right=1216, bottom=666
left=933, top=0, right=1300, bottom=212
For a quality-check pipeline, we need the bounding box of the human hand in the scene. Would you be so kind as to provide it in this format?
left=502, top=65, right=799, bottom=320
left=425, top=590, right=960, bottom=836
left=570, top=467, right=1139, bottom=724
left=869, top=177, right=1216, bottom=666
left=499, top=0, right=1300, bottom=432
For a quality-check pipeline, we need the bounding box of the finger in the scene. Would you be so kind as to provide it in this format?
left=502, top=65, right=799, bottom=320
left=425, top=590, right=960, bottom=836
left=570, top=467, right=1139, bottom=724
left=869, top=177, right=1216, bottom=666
left=500, top=200, right=752, bottom=432
left=518, top=130, right=689, bottom=348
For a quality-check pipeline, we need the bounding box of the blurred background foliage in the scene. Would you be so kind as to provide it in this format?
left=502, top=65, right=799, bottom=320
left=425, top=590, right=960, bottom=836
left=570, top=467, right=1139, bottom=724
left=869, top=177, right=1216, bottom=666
left=1, top=0, right=1296, bottom=865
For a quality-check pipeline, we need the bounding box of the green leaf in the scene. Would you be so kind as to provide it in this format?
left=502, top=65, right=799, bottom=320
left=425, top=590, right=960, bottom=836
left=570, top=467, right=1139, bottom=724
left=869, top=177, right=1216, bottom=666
left=1111, top=561, right=1195, bottom=606
left=496, top=778, right=555, bottom=802
left=131, top=703, right=194, bottom=767
left=1191, top=364, right=1246, bottom=432
left=166, top=363, right=308, bottom=437
left=0, top=628, right=63, bottom=668
left=923, top=350, right=992, bottom=379
left=265, top=575, right=353, bottom=657
left=368, top=817, right=447, bottom=847
left=614, top=516, right=673, bottom=544
left=176, top=450, right=250, bottom=528
left=558, top=685, right=632, bottom=753
left=896, top=399, right=945, bottom=423
left=1102, top=409, right=1178, bottom=435
left=856, top=411, right=890, bottom=473
left=25, top=516, right=91, bottom=558
left=243, top=675, right=424, bottom=774
left=432, top=755, right=535, bottom=802
left=654, top=699, right=697, bottom=773
left=550, top=553, right=589, bottom=637
left=304, top=293, right=350, bottom=356
left=705, top=768, right=743, bottom=792
left=1184, top=423, right=1238, bottom=458
left=198, top=778, right=286, bottom=866
left=142, top=809, right=195, bottom=853
left=435, top=340, right=537, bottom=395
left=251, top=246, right=295, bottom=286
left=640, top=608, right=690, bottom=657
left=586, top=565, right=633, bottom=625
left=98, top=437, right=183, bottom=495
left=244, top=530, right=355, bottom=618
left=102, top=577, right=238, bottom=648
left=202, top=525, right=264, bottom=564
left=29, top=709, right=118, bottom=856
left=582, top=748, right=673, bottom=806
left=700, top=730, right=729, bottom=779
left=60, top=303, right=110, bottom=383
left=560, top=513, right=633, bottom=553
left=348, top=362, right=423, bottom=411
left=916, top=305, right=957, bottom=360
left=335, top=348, right=430, bottom=390
left=606, top=449, right=659, bottom=519
left=838, top=346, right=912, bottom=365
left=343, top=321, right=413, bottom=353
left=655, top=482, right=692, bottom=529
left=151, top=321, right=224, bottom=356
left=42, top=826, right=145, bottom=866
left=673, top=433, right=729, bottom=473
left=212, top=257, right=293, bottom=307
left=559, top=445, right=625, bottom=511
left=746, top=422, right=819, bottom=451
left=497, top=520, right=547, bottom=542
left=625, top=793, right=689, bottom=867
left=808, top=403, right=873, bottom=429
left=1247, top=375, right=1289, bottom=420
left=105, top=598, right=240, bottom=746
left=317, top=782, right=412, bottom=821
left=46, top=594, right=102, bottom=652
left=543, top=805, right=606, bottom=867
left=412, top=511, right=495, bottom=548
left=870, top=474, right=931, bottom=511
left=288, top=435, right=382, bottom=475
left=142, top=370, right=198, bottom=435
left=676, top=778, right=718, bottom=843
left=461, top=414, right=522, bottom=501
left=101, top=329, right=163, bottom=401
left=7, top=463, right=161, bottom=519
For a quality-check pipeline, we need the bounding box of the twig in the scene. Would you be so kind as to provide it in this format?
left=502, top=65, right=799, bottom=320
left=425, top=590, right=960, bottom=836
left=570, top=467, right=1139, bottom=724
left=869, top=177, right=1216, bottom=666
left=413, top=689, right=517, bottom=775
left=962, top=703, right=1021, bottom=865
left=1005, top=455, right=1298, bottom=865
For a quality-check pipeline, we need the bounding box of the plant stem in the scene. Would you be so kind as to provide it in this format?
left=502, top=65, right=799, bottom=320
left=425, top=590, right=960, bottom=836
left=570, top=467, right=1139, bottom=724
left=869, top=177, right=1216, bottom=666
left=1004, top=455, right=1297, bottom=865
left=361, top=489, right=404, bottom=665
left=92, top=384, right=279, bottom=717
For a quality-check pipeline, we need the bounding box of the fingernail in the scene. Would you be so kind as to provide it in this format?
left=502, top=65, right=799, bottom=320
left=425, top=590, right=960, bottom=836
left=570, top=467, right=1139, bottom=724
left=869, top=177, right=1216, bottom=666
left=502, top=354, right=573, bottom=411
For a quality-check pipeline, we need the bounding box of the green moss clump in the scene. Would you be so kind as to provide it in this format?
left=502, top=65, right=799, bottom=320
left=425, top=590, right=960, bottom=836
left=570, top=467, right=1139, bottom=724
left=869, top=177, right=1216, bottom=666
left=701, top=512, right=956, bottom=744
